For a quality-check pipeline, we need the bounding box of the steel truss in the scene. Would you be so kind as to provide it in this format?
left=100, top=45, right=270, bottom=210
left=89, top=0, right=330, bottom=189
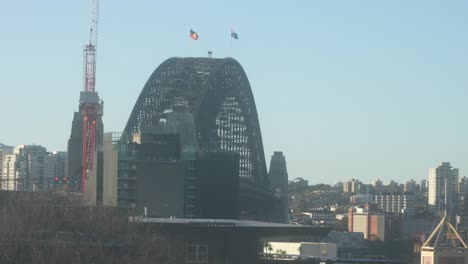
left=123, top=57, right=269, bottom=188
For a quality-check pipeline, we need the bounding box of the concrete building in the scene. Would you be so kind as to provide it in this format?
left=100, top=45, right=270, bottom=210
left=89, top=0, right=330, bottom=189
left=300, top=208, right=337, bottom=226
left=2, top=145, right=47, bottom=192
left=322, top=230, right=368, bottom=254
left=402, top=215, right=435, bottom=240
left=0, top=152, right=3, bottom=185
left=347, top=206, right=401, bottom=241
left=348, top=207, right=386, bottom=241
left=350, top=194, right=373, bottom=205
left=404, top=179, right=417, bottom=192
left=428, top=162, right=459, bottom=218
left=0, top=147, right=13, bottom=190
left=131, top=217, right=330, bottom=264
left=343, top=179, right=362, bottom=193
left=44, top=151, right=67, bottom=191
left=67, top=111, right=104, bottom=194
left=371, top=179, right=383, bottom=191
left=459, top=176, right=468, bottom=195
left=264, top=242, right=337, bottom=260
left=1, top=154, right=17, bottom=190
left=102, top=133, right=118, bottom=207
left=353, top=209, right=385, bottom=241
left=67, top=112, right=83, bottom=182
left=421, top=179, right=429, bottom=193
left=374, top=193, right=415, bottom=215
left=14, top=145, right=47, bottom=192
left=387, top=180, right=403, bottom=192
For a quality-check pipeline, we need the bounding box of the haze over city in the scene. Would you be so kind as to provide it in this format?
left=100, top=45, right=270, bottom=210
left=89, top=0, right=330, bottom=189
left=1, top=0, right=468, bottom=184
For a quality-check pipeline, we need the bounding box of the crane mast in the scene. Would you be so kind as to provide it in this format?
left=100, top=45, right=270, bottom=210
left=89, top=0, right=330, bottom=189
left=84, top=0, right=98, bottom=93
left=80, top=0, right=102, bottom=193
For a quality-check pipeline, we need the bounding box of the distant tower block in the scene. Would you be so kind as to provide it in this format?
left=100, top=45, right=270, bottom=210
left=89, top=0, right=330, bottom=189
left=269, top=151, right=289, bottom=223
left=428, top=162, right=459, bottom=221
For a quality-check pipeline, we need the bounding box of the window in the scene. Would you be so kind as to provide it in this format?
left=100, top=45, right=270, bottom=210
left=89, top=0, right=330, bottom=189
left=186, top=244, right=208, bottom=263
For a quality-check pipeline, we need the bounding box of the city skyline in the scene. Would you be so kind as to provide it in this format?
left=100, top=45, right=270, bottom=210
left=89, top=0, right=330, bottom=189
left=1, top=1, right=468, bottom=184
left=1, top=141, right=460, bottom=186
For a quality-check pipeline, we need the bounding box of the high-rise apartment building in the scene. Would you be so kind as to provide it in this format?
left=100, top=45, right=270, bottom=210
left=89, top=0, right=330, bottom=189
left=458, top=176, right=468, bottom=195
left=14, top=145, right=47, bottom=192
left=371, top=179, right=383, bottom=191
left=387, top=180, right=403, bottom=192
left=420, top=180, right=428, bottom=193
left=343, top=179, right=362, bottom=193
left=404, top=179, right=417, bottom=193
left=0, top=147, right=13, bottom=190
left=428, top=162, right=459, bottom=218
left=1, top=154, right=17, bottom=190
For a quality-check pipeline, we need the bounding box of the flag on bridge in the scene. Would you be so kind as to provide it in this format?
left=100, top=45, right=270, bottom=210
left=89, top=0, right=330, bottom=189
left=231, top=29, right=238, bottom=40
left=190, top=29, right=199, bottom=40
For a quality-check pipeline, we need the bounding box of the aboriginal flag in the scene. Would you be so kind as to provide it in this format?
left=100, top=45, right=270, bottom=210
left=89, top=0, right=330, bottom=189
left=190, top=29, right=199, bottom=40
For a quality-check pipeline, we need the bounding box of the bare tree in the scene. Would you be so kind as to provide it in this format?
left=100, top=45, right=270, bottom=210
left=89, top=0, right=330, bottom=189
left=0, top=191, right=168, bottom=264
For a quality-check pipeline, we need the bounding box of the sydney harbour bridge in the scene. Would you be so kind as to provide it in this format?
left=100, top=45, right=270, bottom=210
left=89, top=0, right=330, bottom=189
left=118, top=57, right=281, bottom=221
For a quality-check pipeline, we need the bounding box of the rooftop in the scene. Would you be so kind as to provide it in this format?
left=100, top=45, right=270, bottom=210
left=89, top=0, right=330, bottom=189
left=130, top=217, right=332, bottom=237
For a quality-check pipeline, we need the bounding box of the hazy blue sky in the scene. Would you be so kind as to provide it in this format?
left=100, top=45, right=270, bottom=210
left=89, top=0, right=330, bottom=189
left=1, top=0, right=468, bottom=184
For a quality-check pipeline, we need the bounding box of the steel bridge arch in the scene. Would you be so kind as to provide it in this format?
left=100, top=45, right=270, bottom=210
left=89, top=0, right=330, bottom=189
left=123, top=57, right=268, bottom=188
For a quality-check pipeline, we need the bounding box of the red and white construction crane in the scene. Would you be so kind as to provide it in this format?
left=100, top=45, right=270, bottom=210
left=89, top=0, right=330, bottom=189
left=80, top=0, right=102, bottom=193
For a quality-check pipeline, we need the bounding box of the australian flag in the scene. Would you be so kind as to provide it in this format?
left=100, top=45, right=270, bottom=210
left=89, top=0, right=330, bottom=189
left=231, top=30, right=238, bottom=40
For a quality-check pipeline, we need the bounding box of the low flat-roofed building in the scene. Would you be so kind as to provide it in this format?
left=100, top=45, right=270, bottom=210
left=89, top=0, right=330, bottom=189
left=131, top=217, right=332, bottom=264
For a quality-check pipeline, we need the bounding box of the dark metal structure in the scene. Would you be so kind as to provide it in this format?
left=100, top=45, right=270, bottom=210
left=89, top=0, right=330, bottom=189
left=132, top=217, right=332, bottom=264
left=269, top=151, right=290, bottom=223
left=123, top=57, right=268, bottom=186
left=122, top=57, right=271, bottom=218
